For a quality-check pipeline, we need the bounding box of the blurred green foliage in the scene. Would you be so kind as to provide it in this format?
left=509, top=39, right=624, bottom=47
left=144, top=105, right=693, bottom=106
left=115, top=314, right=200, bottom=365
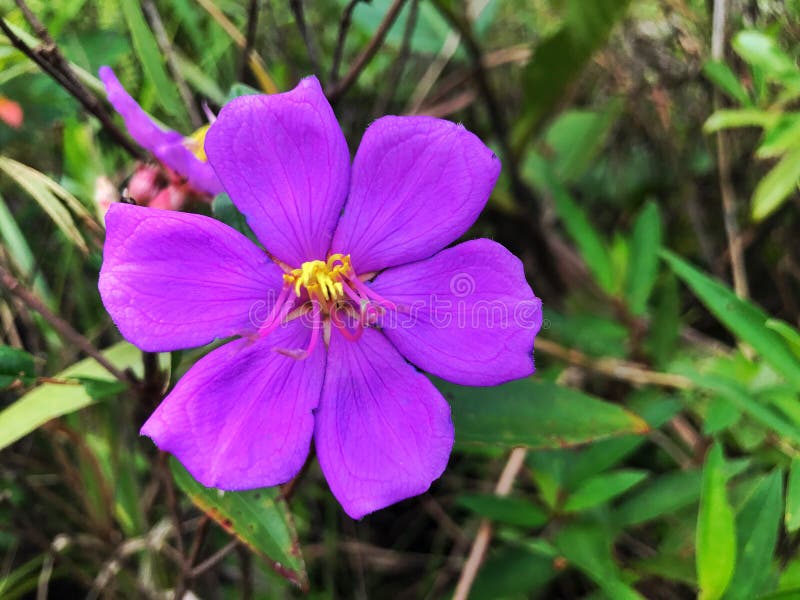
left=2, top=0, right=800, bottom=598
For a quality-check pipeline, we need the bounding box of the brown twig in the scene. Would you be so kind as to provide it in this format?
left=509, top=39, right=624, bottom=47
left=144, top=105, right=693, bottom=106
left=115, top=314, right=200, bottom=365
left=535, top=337, right=693, bottom=389
left=711, top=0, right=749, bottom=301
left=194, top=0, right=278, bottom=94
left=288, top=0, right=322, bottom=78
left=189, top=539, right=239, bottom=578
left=160, top=453, right=187, bottom=596
left=0, top=265, right=131, bottom=383
left=0, top=12, right=143, bottom=159
left=327, top=0, right=407, bottom=102
left=328, top=0, right=365, bottom=86
left=142, top=0, right=202, bottom=128
left=452, top=447, right=528, bottom=600
left=240, top=0, right=261, bottom=82
left=185, top=516, right=210, bottom=572
left=374, top=0, right=419, bottom=116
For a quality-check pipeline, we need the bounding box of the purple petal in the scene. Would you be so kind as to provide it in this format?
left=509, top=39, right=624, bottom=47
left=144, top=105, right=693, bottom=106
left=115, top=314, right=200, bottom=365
left=370, top=239, right=541, bottom=386
left=205, top=76, right=350, bottom=267
left=141, top=320, right=325, bottom=489
left=99, top=66, right=222, bottom=195
left=315, top=327, right=454, bottom=519
left=99, top=203, right=281, bottom=352
left=331, top=116, right=500, bottom=273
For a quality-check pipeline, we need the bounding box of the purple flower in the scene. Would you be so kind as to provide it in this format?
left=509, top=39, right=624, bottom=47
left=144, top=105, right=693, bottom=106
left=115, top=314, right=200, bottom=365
left=99, top=66, right=223, bottom=197
left=99, top=76, right=542, bottom=518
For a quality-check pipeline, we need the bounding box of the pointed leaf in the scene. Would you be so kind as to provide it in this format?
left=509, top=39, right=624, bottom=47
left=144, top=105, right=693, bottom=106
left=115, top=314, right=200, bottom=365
left=0, top=346, right=35, bottom=388
left=696, top=443, right=737, bottom=600
left=457, top=494, right=548, bottom=528
left=662, top=251, right=800, bottom=388
left=563, top=469, right=648, bottom=512
left=438, top=378, right=649, bottom=449
left=626, top=201, right=662, bottom=314
left=170, top=459, right=307, bottom=589
left=724, top=471, right=783, bottom=600
left=751, top=146, right=800, bottom=221
left=0, top=342, right=163, bottom=451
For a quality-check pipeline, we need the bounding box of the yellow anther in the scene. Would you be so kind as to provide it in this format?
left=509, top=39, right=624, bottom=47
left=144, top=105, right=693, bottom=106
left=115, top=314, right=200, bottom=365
left=186, top=125, right=210, bottom=161
left=283, top=255, right=352, bottom=305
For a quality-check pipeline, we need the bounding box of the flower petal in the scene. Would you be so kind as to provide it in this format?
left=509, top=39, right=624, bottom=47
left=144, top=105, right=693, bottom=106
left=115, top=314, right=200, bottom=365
left=315, top=327, right=454, bottom=519
left=99, top=66, right=222, bottom=195
left=141, top=320, right=325, bottom=489
left=331, top=116, right=500, bottom=273
left=205, top=76, right=350, bottom=267
left=370, top=239, right=542, bottom=386
left=99, top=203, right=281, bottom=352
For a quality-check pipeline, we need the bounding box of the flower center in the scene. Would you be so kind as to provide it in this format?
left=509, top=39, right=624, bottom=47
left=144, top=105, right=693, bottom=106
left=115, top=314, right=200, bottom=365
left=283, top=254, right=351, bottom=305
left=256, top=253, right=395, bottom=359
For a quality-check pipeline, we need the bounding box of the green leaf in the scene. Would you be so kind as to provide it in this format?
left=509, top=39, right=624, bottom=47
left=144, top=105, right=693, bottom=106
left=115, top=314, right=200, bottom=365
left=786, top=458, right=800, bottom=533
left=469, top=546, right=556, bottom=600
left=662, top=251, right=800, bottom=388
left=703, top=397, right=741, bottom=435
left=526, top=157, right=614, bottom=292
left=703, top=109, right=777, bottom=134
left=733, top=31, right=800, bottom=88
left=755, top=114, right=800, bottom=159
left=544, top=103, right=621, bottom=182
left=696, top=444, right=736, bottom=600
left=438, top=378, right=649, bottom=449
left=457, top=494, right=548, bottom=528
left=169, top=459, right=307, bottom=590
left=212, top=194, right=258, bottom=242
left=646, top=273, right=680, bottom=367
left=724, top=471, right=783, bottom=600
left=555, top=523, right=644, bottom=600
left=517, top=0, right=631, bottom=145
left=0, top=156, right=88, bottom=254
left=766, top=319, right=800, bottom=359
left=751, top=146, right=800, bottom=221
left=0, top=346, right=35, bottom=388
left=119, top=0, right=185, bottom=122
left=625, top=201, right=662, bottom=315
left=0, top=342, right=163, bottom=451
left=685, top=371, right=800, bottom=444
left=563, top=469, right=648, bottom=512
left=613, top=469, right=702, bottom=527
left=703, top=60, right=752, bottom=106
left=0, top=192, right=53, bottom=305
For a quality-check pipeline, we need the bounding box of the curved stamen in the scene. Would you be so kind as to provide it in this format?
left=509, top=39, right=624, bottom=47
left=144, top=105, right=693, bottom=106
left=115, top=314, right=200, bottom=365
left=258, top=291, right=296, bottom=337
left=255, top=283, right=292, bottom=334
left=330, top=304, right=365, bottom=342
left=275, top=300, right=322, bottom=360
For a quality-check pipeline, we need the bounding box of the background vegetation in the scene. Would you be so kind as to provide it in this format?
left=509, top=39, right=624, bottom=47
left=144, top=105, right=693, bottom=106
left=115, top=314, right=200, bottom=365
left=2, top=0, right=800, bottom=598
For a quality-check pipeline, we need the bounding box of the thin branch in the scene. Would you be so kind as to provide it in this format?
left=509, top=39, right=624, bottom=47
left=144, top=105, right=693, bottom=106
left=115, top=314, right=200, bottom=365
left=0, top=12, right=143, bottom=159
left=328, top=0, right=365, bottom=85
left=374, top=0, right=418, bottom=116
left=0, top=265, right=131, bottom=383
left=194, top=0, right=278, bottom=94
left=189, top=539, right=239, bottom=578
left=535, top=337, right=693, bottom=389
left=160, top=453, right=186, bottom=597
left=327, top=0, right=407, bottom=102
left=240, top=0, right=261, bottom=82
left=712, top=0, right=749, bottom=300
left=142, top=0, right=202, bottom=128
left=452, top=448, right=528, bottom=600
left=288, top=0, right=322, bottom=77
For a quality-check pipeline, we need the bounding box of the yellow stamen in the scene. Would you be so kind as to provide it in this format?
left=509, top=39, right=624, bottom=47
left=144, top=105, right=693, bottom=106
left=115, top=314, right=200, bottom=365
left=284, top=254, right=352, bottom=305
left=185, top=124, right=210, bottom=161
